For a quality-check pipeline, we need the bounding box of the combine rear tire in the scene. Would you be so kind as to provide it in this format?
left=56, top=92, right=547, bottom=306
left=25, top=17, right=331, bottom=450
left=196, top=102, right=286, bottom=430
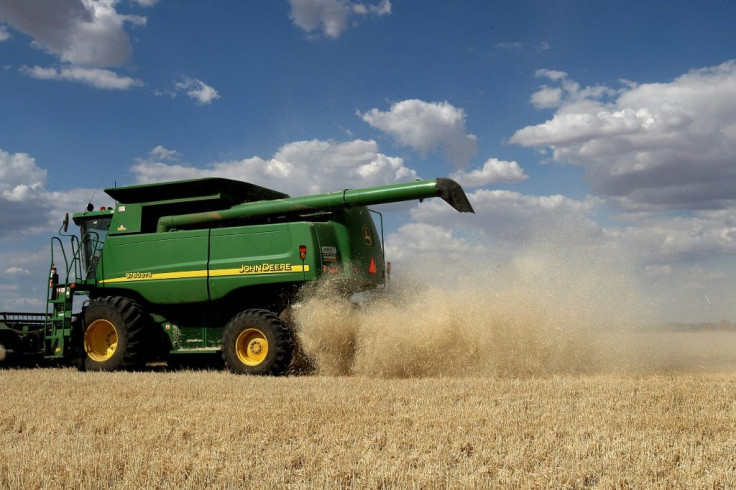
left=83, top=297, right=150, bottom=371
left=222, top=309, right=294, bottom=375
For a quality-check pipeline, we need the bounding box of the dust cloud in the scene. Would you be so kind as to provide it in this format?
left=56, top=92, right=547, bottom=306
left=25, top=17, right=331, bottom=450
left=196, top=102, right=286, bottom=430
left=293, top=246, right=736, bottom=378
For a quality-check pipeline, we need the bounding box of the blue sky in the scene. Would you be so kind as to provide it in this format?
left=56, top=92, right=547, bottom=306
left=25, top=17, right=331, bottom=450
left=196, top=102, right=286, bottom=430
left=2, top=1, right=736, bottom=322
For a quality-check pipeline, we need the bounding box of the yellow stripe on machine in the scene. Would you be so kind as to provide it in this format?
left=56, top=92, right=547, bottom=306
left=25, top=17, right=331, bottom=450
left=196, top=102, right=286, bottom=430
left=100, top=264, right=310, bottom=284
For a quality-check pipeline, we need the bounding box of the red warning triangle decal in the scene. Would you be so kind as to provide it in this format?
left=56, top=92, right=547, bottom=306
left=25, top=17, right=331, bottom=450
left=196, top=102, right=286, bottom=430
left=368, top=257, right=377, bottom=274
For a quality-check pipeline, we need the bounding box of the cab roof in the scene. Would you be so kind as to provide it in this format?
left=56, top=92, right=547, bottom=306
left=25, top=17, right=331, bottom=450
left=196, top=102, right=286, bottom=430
left=104, top=178, right=290, bottom=205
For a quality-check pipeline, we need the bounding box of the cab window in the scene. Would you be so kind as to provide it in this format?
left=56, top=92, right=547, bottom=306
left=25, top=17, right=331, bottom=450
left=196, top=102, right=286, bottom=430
left=79, top=216, right=112, bottom=278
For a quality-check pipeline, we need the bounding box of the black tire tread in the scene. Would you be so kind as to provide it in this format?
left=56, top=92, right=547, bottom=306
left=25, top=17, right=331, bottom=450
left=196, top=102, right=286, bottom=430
left=222, top=309, right=293, bottom=376
left=83, top=296, right=150, bottom=371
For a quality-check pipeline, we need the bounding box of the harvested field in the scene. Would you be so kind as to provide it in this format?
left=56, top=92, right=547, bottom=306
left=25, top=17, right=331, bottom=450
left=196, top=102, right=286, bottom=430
left=1, top=368, right=735, bottom=488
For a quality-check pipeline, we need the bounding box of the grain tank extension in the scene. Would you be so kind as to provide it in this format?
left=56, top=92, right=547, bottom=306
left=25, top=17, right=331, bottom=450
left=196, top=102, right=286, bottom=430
left=0, top=177, right=473, bottom=375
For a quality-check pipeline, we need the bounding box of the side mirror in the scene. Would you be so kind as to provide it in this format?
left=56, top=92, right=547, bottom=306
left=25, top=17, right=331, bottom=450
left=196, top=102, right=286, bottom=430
left=63, top=213, right=69, bottom=233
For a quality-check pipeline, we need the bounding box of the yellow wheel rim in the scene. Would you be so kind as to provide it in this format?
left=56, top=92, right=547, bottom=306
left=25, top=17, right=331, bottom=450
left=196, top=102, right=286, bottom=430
left=235, top=328, right=269, bottom=366
left=84, top=319, right=118, bottom=362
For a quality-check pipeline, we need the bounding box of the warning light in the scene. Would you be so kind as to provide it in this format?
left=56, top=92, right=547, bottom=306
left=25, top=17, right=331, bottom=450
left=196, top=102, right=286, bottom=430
left=368, top=257, right=377, bottom=274
left=299, top=245, right=307, bottom=261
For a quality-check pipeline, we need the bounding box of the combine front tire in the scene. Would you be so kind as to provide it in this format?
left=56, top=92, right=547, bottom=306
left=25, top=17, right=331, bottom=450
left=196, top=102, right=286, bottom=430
left=83, top=297, right=150, bottom=371
left=222, top=309, right=294, bottom=375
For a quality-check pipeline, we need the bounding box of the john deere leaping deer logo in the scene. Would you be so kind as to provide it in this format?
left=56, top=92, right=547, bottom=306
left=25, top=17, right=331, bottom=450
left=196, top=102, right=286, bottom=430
left=361, top=226, right=373, bottom=245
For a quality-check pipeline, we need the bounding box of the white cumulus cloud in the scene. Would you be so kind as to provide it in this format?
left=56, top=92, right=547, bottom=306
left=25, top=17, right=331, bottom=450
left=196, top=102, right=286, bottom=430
left=4, top=267, right=31, bottom=276
left=511, top=60, right=736, bottom=213
left=384, top=222, right=481, bottom=263
left=174, top=76, right=220, bottom=105
left=288, top=0, right=391, bottom=39
left=0, top=0, right=145, bottom=67
left=530, top=86, right=563, bottom=109
left=359, top=99, right=478, bottom=169
left=0, top=149, right=110, bottom=238
left=0, top=148, right=114, bottom=239
left=536, top=69, right=567, bottom=81
left=450, top=158, right=528, bottom=187
left=148, top=145, right=181, bottom=162
left=132, top=139, right=418, bottom=196
left=0, top=0, right=155, bottom=91
left=411, top=189, right=603, bottom=244
left=0, top=150, right=46, bottom=192
left=21, top=65, right=143, bottom=89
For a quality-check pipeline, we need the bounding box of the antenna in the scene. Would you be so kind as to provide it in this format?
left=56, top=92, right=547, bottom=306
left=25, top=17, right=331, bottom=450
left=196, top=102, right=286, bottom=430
left=85, top=174, right=108, bottom=210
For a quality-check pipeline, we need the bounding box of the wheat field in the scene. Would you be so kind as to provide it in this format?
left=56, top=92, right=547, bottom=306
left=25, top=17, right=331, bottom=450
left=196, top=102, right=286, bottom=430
left=1, top=368, right=735, bottom=488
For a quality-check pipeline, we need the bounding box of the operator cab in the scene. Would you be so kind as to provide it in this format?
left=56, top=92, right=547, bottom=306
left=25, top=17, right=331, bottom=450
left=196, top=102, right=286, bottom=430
left=73, top=209, right=113, bottom=279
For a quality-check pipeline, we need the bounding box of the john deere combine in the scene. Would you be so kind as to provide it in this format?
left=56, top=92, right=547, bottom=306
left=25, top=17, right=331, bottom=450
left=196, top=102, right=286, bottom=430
left=0, top=177, right=473, bottom=375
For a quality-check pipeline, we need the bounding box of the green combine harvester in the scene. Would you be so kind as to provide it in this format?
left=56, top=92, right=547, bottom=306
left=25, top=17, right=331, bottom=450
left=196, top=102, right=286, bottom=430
left=0, top=177, right=473, bottom=375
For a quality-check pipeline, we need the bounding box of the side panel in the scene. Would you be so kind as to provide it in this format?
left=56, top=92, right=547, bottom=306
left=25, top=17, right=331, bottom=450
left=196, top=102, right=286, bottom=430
left=108, top=203, right=142, bottom=235
left=333, top=208, right=385, bottom=284
left=208, top=222, right=318, bottom=301
left=98, top=230, right=209, bottom=304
